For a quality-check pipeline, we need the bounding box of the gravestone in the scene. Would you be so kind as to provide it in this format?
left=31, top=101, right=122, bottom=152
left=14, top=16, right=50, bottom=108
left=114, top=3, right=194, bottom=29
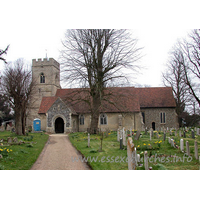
left=191, top=130, right=195, bottom=139
left=168, top=137, right=171, bottom=144
left=163, top=133, right=166, bottom=141
left=174, top=130, right=177, bottom=137
left=7, top=137, right=12, bottom=143
left=170, top=130, right=172, bottom=136
left=130, top=127, right=132, bottom=136
left=123, top=130, right=127, bottom=146
left=180, top=139, right=184, bottom=151
left=145, top=128, right=147, bottom=135
left=186, top=141, right=190, bottom=156
left=13, top=137, right=18, bottom=143
left=179, top=130, right=182, bottom=137
left=156, top=132, right=159, bottom=139
left=197, top=128, right=199, bottom=136
left=117, top=129, right=120, bottom=142
left=127, top=137, right=136, bottom=170
left=134, top=147, right=137, bottom=166
left=120, top=138, right=123, bottom=149
left=137, top=154, right=140, bottom=163
left=151, top=129, right=154, bottom=137
left=0, top=125, right=5, bottom=132
left=134, top=131, right=140, bottom=140
left=88, top=133, right=90, bottom=147
left=183, top=131, right=186, bottom=138
left=171, top=139, right=174, bottom=147
left=144, top=151, right=148, bottom=170
left=195, top=141, right=198, bottom=160
left=6, top=124, right=12, bottom=131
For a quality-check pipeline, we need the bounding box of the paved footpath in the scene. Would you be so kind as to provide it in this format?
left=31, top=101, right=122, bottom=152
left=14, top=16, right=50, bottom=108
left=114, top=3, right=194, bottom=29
left=31, top=134, right=91, bottom=170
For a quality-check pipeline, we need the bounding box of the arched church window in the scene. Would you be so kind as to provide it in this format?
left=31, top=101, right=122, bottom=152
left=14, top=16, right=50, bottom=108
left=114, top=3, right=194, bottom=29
left=80, top=115, right=84, bottom=125
left=40, top=73, right=45, bottom=83
left=100, top=113, right=107, bottom=125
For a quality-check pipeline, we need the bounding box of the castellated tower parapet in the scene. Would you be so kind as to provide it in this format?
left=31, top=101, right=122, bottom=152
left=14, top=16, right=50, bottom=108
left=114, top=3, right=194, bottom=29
left=32, top=58, right=60, bottom=69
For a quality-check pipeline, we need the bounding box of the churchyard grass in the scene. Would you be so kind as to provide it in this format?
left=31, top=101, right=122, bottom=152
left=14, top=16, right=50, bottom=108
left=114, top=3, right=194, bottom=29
left=69, top=129, right=200, bottom=170
left=0, top=131, right=49, bottom=170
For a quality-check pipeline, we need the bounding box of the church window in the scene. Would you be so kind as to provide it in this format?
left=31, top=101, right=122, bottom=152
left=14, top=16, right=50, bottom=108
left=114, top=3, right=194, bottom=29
left=40, top=73, right=45, bottom=83
left=160, top=112, right=166, bottom=124
left=100, top=113, right=107, bottom=125
left=80, top=115, right=84, bottom=125
left=142, top=112, right=145, bottom=123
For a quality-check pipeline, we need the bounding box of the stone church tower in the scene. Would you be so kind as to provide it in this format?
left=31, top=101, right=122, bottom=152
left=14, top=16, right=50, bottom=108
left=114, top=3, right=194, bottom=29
left=26, top=58, right=61, bottom=127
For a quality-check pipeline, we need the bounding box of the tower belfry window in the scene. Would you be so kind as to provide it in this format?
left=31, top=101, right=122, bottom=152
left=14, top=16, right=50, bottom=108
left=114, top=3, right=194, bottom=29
left=40, top=73, right=45, bottom=83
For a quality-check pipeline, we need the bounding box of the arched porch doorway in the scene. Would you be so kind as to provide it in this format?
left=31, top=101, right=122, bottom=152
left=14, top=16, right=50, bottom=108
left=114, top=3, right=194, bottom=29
left=55, top=117, right=64, bottom=133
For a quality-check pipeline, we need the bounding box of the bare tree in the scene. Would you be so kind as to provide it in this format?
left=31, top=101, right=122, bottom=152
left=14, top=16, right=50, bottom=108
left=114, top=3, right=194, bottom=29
left=182, top=29, right=200, bottom=107
left=60, top=29, right=142, bottom=133
left=0, top=59, right=35, bottom=135
left=163, top=42, right=189, bottom=126
left=0, top=45, right=9, bottom=63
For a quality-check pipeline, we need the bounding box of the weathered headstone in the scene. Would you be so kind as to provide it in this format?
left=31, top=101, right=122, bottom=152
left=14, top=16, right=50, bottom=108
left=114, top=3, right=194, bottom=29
left=197, top=128, right=199, bottom=136
left=195, top=141, right=198, bottom=160
left=117, top=129, right=120, bottom=142
left=170, top=130, right=172, bottom=136
left=6, top=124, right=12, bottom=131
left=183, top=131, right=186, bottom=138
left=151, top=129, right=154, bottom=137
left=145, top=128, right=147, bottom=135
left=137, top=154, right=140, bottom=163
left=144, top=151, right=148, bottom=170
left=186, top=141, right=190, bottom=156
left=180, top=139, right=184, bottom=151
left=120, top=137, right=123, bottom=149
left=150, top=129, right=152, bottom=141
left=13, top=137, right=18, bottom=143
left=0, top=125, right=5, bottom=132
left=163, top=133, right=166, bottom=141
left=134, top=131, right=140, bottom=140
left=171, top=139, right=174, bottom=147
left=168, top=137, right=171, bottom=144
left=134, top=147, right=137, bottom=166
left=174, top=130, right=177, bottom=137
left=156, top=132, right=159, bottom=139
left=191, top=130, right=195, bottom=139
left=123, top=130, right=127, bottom=146
left=88, top=133, right=90, bottom=147
left=127, top=137, right=136, bottom=170
left=179, top=130, right=182, bottom=137
left=7, top=137, right=12, bottom=143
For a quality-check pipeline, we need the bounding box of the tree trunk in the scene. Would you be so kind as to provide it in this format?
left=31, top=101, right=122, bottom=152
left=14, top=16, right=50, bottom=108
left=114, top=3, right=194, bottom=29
left=15, top=108, right=23, bottom=135
left=90, top=95, right=101, bottom=134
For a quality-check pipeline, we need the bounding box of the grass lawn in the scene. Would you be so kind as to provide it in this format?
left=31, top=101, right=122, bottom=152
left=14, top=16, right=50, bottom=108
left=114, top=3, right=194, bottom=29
left=0, top=131, right=49, bottom=170
left=69, top=129, right=200, bottom=170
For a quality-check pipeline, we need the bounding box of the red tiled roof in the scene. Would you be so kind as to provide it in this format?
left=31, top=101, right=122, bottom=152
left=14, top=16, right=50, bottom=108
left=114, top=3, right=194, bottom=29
left=38, top=87, right=176, bottom=114
left=38, top=96, right=58, bottom=114
left=135, top=87, right=176, bottom=108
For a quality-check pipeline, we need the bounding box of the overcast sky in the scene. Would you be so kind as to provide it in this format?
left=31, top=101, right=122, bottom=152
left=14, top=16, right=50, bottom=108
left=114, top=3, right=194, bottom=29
left=0, top=0, right=198, bottom=88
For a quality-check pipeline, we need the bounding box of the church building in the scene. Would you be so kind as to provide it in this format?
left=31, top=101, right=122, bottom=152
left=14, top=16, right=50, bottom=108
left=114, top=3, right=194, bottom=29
left=26, top=58, right=178, bottom=133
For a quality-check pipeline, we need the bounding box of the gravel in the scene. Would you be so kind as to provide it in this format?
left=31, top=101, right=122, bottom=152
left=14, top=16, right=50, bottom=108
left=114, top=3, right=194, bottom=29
left=31, top=134, right=91, bottom=170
